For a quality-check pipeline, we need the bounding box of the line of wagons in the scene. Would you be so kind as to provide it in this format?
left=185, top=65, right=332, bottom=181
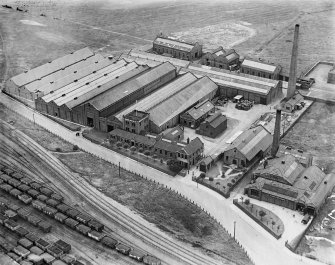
left=0, top=166, right=161, bottom=265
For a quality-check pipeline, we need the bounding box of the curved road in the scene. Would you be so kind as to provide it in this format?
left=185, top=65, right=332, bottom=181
left=0, top=93, right=325, bottom=265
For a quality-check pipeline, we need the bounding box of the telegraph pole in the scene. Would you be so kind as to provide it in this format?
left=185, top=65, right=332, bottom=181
left=233, top=221, right=236, bottom=239
left=119, top=161, right=121, bottom=177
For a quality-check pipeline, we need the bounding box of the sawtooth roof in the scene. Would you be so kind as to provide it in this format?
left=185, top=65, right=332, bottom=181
left=11, top=47, right=94, bottom=87
left=89, top=62, right=176, bottom=112
left=227, top=125, right=273, bottom=161
left=149, top=76, right=218, bottom=127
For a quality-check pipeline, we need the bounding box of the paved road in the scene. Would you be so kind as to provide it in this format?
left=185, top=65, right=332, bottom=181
left=0, top=93, right=324, bottom=265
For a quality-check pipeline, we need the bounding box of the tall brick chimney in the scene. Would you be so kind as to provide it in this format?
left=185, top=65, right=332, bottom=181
left=271, top=106, right=282, bottom=157
left=287, top=24, right=300, bottom=99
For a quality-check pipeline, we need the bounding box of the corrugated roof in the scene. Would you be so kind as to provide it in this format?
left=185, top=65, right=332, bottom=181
left=89, top=62, right=176, bottom=112
left=185, top=100, right=214, bottom=120
left=228, top=126, right=272, bottom=161
left=67, top=64, right=149, bottom=109
left=56, top=62, right=139, bottom=107
left=154, top=37, right=195, bottom=52
left=242, top=59, right=278, bottom=73
left=114, top=72, right=197, bottom=121
left=25, top=54, right=106, bottom=94
left=42, top=60, right=127, bottom=103
left=149, top=76, right=218, bottom=127
left=11, top=47, right=94, bottom=87
left=129, top=50, right=190, bottom=68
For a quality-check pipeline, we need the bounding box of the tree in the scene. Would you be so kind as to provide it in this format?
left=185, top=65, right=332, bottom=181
left=244, top=199, right=250, bottom=205
left=209, top=177, right=214, bottom=181
left=144, top=150, right=151, bottom=157
left=130, top=146, right=136, bottom=153
left=123, top=143, right=129, bottom=149
left=116, top=142, right=122, bottom=149
left=73, top=145, right=79, bottom=151
left=138, top=147, right=144, bottom=153
left=272, top=221, right=276, bottom=228
left=167, top=159, right=183, bottom=173
left=259, top=210, right=266, bottom=221
left=277, top=225, right=280, bottom=232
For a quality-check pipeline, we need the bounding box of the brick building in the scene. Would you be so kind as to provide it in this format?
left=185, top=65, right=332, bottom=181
left=196, top=112, right=227, bottom=138
left=200, top=47, right=239, bottom=69
left=123, top=110, right=149, bottom=134
left=179, top=100, right=215, bottom=128
left=240, top=59, right=281, bottom=80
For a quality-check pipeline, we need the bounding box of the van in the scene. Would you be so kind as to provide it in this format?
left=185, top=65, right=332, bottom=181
left=301, top=214, right=311, bottom=224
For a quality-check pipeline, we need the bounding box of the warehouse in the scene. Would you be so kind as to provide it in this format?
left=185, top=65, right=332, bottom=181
left=114, top=72, right=198, bottom=124
left=201, top=47, right=240, bottom=69
left=240, top=59, right=281, bottom=80
left=223, top=125, right=273, bottom=168
left=181, top=64, right=282, bottom=105
left=36, top=60, right=146, bottom=123
left=245, top=155, right=335, bottom=215
left=179, top=99, right=215, bottom=128
left=5, top=47, right=94, bottom=105
left=77, top=62, right=177, bottom=131
left=196, top=112, right=227, bottom=138
left=153, top=34, right=202, bottom=61
left=148, top=76, right=218, bottom=133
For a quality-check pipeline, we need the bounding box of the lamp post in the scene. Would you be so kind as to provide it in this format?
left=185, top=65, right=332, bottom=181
left=233, top=221, right=236, bottom=239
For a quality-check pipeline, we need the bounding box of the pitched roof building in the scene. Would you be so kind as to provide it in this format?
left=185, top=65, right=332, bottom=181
left=196, top=112, right=227, bottom=138
left=201, top=47, right=240, bottom=70
left=241, top=59, right=281, bottom=80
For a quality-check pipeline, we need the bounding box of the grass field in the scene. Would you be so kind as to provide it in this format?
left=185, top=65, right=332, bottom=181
left=54, top=152, right=252, bottom=265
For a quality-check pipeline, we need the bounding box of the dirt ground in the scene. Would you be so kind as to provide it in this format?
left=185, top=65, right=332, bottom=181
left=54, top=152, right=252, bottom=265
left=0, top=103, right=74, bottom=152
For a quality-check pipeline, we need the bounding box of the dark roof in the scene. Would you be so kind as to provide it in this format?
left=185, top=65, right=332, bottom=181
left=89, top=62, right=176, bottom=112
left=183, top=137, right=203, bottom=155
left=284, top=92, right=304, bottom=107
left=203, top=112, right=227, bottom=128
left=154, top=139, right=183, bottom=153
left=183, top=100, right=214, bottom=120
left=110, top=129, right=156, bottom=147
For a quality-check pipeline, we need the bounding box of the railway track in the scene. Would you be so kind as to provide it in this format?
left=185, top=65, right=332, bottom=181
left=0, top=121, right=224, bottom=265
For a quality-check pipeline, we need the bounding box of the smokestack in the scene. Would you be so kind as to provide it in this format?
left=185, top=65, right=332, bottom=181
left=287, top=24, right=300, bottom=99
left=271, top=106, right=282, bottom=157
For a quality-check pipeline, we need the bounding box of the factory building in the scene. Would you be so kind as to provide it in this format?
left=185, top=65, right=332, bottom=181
left=200, top=47, right=239, bottom=70
left=196, top=112, right=227, bottom=138
left=240, top=59, right=281, bottom=80
left=245, top=155, right=335, bottom=215
left=148, top=76, right=218, bottom=133
left=153, top=34, right=202, bottom=61
left=110, top=129, right=204, bottom=168
left=181, top=64, right=282, bottom=105
left=223, top=125, right=273, bottom=168
left=76, top=62, right=177, bottom=131
left=5, top=47, right=94, bottom=105
left=179, top=99, right=215, bottom=128
left=282, top=91, right=304, bottom=112
left=123, top=110, right=150, bottom=134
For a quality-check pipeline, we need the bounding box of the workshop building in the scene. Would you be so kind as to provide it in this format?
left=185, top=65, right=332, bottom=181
left=196, top=112, right=227, bottom=138
left=201, top=47, right=240, bottom=70
left=153, top=34, right=202, bottom=61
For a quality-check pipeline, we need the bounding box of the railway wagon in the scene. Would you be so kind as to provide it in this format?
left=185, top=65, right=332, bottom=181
left=2, top=168, right=14, bottom=176
left=8, top=178, right=21, bottom=187
left=11, top=172, right=25, bottom=181
left=4, top=209, right=18, bottom=220
left=56, top=203, right=70, bottom=214
left=55, top=239, right=71, bottom=254
left=27, top=215, right=41, bottom=226
left=36, top=238, right=51, bottom=250
left=101, top=236, right=118, bottom=249
left=61, top=254, right=75, bottom=264
left=9, top=188, right=22, bottom=198
left=46, top=199, right=60, bottom=208
left=0, top=241, right=15, bottom=253
left=16, top=226, right=29, bottom=237
left=32, top=200, right=46, bottom=211
left=129, top=249, right=145, bottom=261
left=66, top=208, right=80, bottom=219
left=87, top=230, right=104, bottom=241
left=0, top=183, right=13, bottom=192
left=40, top=252, right=55, bottom=264
left=27, top=189, right=40, bottom=199
left=30, top=246, right=44, bottom=255
left=0, top=174, right=11, bottom=182
left=7, top=203, right=21, bottom=212
left=21, top=177, right=34, bottom=186
left=27, top=253, right=44, bottom=265
left=18, top=207, right=31, bottom=220
left=54, top=212, right=67, bottom=223
left=47, top=244, right=63, bottom=258
left=64, top=218, right=79, bottom=229
left=43, top=206, right=58, bottom=217
left=37, top=194, right=48, bottom=202
left=76, top=213, right=91, bottom=225
left=18, top=238, right=34, bottom=249
left=18, top=194, right=33, bottom=204
left=40, top=187, right=53, bottom=197
left=14, top=245, right=30, bottom=258
left=25, top=232, right=39, bottom=243
left=0, top=213, right=8, bottom=224
left=4, top=219, right=19, bottom=231
left=51, top=193, right=64, bottom=202
left=30, top=182, right=42, bottom=190
left=87, top=219, right=104, bottom=232
left=17, top=184, right=31, bottom=192
left=76, top=224, right=91, bottom=235
left=115, top=243, right=131, bottom=255
left=38, top=221, right=52, bottom=233
left=0, top=179, right=3, bottom=185
left=0, top=196, right=9, bottom=206
left=7, top=252, right=21, bottom=262
left=143, top=255, right=162, bottom=265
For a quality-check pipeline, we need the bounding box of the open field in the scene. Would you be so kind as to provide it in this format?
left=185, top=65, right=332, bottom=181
left=54, top=152, right=252, bottom=265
